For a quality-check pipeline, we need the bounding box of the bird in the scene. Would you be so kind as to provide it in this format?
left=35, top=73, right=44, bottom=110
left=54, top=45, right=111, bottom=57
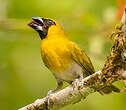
left=28, top=17, right=120, bottom=95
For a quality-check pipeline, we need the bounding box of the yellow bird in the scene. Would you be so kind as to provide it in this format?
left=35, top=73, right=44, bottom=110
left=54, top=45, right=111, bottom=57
left=28, top=17, right=120, bottom=95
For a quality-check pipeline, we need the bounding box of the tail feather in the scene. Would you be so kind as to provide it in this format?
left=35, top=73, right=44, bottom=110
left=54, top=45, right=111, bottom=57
left=98, top=85, right=120, bottom=95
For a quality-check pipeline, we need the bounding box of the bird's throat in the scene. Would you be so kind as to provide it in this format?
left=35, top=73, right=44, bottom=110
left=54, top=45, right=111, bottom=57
left=38, top=31, right=47, bottom=40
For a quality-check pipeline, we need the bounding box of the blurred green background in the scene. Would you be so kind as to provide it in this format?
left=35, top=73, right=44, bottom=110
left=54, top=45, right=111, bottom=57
left=0, top=0, right=126, bottom=110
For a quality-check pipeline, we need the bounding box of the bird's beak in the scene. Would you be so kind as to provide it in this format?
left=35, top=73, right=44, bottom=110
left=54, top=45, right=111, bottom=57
left=28, top=17, right=43, bottom=31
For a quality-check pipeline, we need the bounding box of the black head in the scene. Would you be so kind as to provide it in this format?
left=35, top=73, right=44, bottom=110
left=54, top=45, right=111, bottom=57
left=28, top=17, right=56, bottom=39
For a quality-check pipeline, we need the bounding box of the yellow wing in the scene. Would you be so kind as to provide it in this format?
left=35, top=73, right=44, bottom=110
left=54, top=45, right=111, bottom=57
left=69, top=42, right=95, bottom=76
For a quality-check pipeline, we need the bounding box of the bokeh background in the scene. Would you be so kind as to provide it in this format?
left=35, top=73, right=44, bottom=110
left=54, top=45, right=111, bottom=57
left=0, top=0, right=126, bottom=110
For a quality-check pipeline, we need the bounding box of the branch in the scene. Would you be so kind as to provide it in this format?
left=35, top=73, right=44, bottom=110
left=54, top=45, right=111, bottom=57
left=19, top=8, right=126, bottom=110
left=19, top=70, right=126, bottom=110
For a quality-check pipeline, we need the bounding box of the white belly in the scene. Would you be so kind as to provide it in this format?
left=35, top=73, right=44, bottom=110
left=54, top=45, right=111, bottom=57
left=54, top=62, right=83, bottom=82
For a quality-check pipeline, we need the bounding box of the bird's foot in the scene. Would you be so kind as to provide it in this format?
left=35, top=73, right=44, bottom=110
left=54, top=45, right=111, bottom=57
left=47, top=90, right=54, bottom=96
left=72, top=78, right=83, bottom=91
left=46, top=90, right=54, bottom=106
left=71, top=78, right=85, bottom=104
left=72, top=79, right=79, bottom=89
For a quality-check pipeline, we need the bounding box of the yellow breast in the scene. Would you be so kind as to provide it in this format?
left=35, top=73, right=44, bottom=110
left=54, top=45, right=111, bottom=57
left=41, top=36, right=73, bottom=72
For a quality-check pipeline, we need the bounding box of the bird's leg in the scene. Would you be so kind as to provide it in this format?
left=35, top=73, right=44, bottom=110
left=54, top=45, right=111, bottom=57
left=70, top=74, right=86, bottom=103
left=79, top=73, right=84, bottom=80
left=46, top=79, right=63, bottom=106
left=47, top=80, right=63, bottom=95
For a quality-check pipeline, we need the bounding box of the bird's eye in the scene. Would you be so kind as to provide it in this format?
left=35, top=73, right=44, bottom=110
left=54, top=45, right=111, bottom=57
left=44, top=19, right=56, bottom=26
left=49, top=20, right=53, bottom=24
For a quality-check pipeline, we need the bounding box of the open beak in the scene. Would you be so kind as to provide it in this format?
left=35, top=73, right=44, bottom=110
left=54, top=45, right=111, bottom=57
left=28, top=17, right=43, bottom=31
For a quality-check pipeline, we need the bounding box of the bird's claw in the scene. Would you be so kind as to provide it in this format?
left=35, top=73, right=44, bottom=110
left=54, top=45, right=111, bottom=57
left=47, top=90, right=54, bottom=96
left=46, top=90, right=54, bottom=106
left=72, top=78, right=83, bottom=91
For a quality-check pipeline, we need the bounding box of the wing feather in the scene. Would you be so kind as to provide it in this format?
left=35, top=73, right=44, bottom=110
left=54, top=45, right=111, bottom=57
left=69, top=42, right=95, bottom=76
